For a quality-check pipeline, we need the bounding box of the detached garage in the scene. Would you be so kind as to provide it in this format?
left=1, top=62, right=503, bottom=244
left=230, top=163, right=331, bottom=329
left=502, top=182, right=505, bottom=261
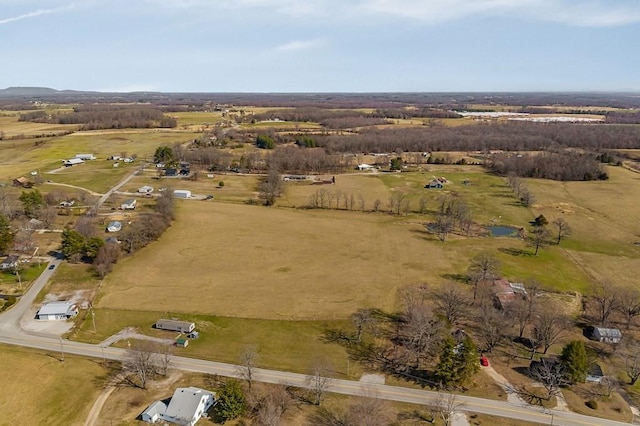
left=37, top=301, right=79, bottom=320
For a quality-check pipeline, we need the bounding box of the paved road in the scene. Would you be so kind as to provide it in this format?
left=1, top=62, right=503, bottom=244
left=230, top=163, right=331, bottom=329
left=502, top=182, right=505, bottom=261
left=0, top=328, right=631, bottom=426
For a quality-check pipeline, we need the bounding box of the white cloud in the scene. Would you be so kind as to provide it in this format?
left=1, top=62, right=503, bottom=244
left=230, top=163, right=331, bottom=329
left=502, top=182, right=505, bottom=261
left=145, top=0, right=640, bottom=27
left=273, top=38, right=326, bottom=52
left=0, top=2, right=78, bottom=25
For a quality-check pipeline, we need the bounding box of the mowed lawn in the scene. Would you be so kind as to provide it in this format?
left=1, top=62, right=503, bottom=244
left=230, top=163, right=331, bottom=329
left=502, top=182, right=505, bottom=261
left=0, top=344, right=107, bottom=426
left=97, top=202, right=457, bottom=319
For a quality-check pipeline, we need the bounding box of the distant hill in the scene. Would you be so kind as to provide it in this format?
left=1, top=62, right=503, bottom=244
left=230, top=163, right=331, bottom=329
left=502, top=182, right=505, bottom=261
left=0, top=87, right=62, bottom=97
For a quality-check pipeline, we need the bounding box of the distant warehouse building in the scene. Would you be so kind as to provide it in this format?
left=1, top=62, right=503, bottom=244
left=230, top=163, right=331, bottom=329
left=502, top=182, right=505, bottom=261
left=155, top=319, right=196, bottom=333
left=37, top=301, right=79, bottom=320
left=173, top=190, right=191, bottom=199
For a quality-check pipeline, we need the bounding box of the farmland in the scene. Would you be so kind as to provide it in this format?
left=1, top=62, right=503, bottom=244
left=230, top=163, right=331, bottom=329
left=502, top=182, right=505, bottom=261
left=2, top=92, right=640, bottom=424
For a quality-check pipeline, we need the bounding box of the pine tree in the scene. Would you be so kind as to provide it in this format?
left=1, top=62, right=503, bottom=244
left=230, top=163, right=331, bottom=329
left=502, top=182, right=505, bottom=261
left=456, top=336, right=480, bottom=385
left=561, top=340, right=589, bottom=384
left=216, top=379, right=246, bottom=422
left=435, top=336, right=457, bottom=386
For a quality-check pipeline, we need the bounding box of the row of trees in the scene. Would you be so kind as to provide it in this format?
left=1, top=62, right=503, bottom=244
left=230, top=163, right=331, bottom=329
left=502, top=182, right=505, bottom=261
left=489, top=151, right=608, bottom=181
left=313, top=122, right=640, bottom=154
left=19, top=105, right=177, bottom=130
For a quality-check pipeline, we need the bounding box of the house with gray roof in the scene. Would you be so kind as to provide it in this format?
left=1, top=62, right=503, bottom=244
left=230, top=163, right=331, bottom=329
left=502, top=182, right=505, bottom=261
left=141, top=387, right=216, bottom=426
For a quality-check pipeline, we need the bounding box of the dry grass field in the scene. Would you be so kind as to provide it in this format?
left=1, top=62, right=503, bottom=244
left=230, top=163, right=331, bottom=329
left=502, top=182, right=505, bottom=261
left=529, top=166, right=640, bottom=289
left=0, top=344, right=107, bottom=426
left=96, top=182, right=591, bottom=319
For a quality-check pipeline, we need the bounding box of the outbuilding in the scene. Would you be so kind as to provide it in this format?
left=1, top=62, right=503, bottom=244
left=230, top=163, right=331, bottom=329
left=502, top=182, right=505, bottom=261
left=63, top=158, right=84, bottom=167
left=173, top=190, right=192, bottom=199
left=591, top=327, right=622, bottom=344
left=36, top=301, right=79, bottom=320
left=75, top=153, right=96, bottom=160
left=138, top=185, right=154, bottom=194
left=121, top=199, right=137, bottom=210
left=106, top=221, right=122, bottom=233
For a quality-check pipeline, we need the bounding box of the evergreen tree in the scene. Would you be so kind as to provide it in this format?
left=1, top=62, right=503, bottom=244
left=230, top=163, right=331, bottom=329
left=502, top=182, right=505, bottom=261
left=0, top=214, right=14, bottom=254
left=19, top=190, right=44, bottom=218
left=435, top=337, right=458, bottom=385
left=561, top=340, right=589, bottom=384
left=216, top=379, right=246, bottom=422
left=456, top=336, right=480, bottom=385
left=61, top=229, right=86, bottom=261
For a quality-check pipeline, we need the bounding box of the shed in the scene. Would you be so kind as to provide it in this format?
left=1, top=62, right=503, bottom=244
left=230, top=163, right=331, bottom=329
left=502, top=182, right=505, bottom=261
left=138, top=185, right=154, bottom=194
left=591, top=327, right=622, bottom=344
left=106, top=221, right=122, bottom=233
left=175, top=337, right=189, bottom=348
left=13, top=176, right=33, bottom=188
left=155, top=319, right=196, bottom=333
left=425, top=179, right=443, bottom=189
left=586, top=363, right=605, bottom=383
left=164, top=168, right=177, bottom=177
left=173, top=190, right=191, bottom=199
left=121, top=199, right=137, bottom=210
left=36, top=301, right=78, bottom=320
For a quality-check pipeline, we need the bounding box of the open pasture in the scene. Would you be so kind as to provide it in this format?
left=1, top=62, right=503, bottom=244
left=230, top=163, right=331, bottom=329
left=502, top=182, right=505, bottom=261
left=96, top=170, right=592, bottom=319
left=0, top=344, right=107, bottom=426
left=0, top=112, right=77, bottom=138
left=0, top=129, right=199, bottom=181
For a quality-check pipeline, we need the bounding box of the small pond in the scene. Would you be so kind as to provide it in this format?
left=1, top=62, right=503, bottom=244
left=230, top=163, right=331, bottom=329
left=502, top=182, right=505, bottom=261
left=488, top=226, right=521, bottom=237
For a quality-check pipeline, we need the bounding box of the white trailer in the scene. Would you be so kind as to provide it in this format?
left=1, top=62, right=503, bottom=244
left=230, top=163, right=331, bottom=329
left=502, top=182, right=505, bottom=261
left=173, top=189, right=191, bottom=199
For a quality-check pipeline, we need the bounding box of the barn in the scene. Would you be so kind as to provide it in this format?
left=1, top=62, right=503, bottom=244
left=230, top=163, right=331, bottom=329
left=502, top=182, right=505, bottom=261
left=173, top=190, right=192, bottom=199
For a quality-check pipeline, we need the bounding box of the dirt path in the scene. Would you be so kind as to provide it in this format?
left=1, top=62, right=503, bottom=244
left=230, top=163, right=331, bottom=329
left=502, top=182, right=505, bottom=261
left=84, top=386, right=115, bottom=426
left=44, top=181, right=103, bottom=196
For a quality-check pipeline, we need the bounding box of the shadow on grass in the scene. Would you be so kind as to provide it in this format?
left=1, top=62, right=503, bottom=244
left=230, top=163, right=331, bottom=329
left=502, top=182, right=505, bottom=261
left=441, top=273, right=469, bottom=284
left=498, top=247, right=533, bottom=257
left=410, top=228, right=438, bottom=242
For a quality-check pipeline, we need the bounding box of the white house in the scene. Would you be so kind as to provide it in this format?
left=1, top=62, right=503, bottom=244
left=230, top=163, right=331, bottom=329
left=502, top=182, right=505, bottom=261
left=121, top=199, right=137, bottom=210
left=356, top=164, right=374, bottom=170
left=63, top=158, right=84, bottom=167
left=75, top=153, right=96, bottom=160
left=123, top=157, right=135, bottom=163
left=0, top=255, right=19, bottom=270
left=591, top=327, right=622, bottom=344
left=106, top=221, right=122, bottom=233
left=141, top=387, right=216, bottom=426
left=173, top=190, right=191, bottom=199
left=36, top=301, right=79, bottom=320
left=138, top=185, right=154, bottom=194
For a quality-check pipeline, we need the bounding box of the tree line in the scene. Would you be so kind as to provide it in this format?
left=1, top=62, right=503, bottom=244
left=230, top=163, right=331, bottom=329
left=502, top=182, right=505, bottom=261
left=314, top=122, right=640, bottom=154
left=19, top=105, right=177, bottom=130
left=489, top=151, right=608, bottom=181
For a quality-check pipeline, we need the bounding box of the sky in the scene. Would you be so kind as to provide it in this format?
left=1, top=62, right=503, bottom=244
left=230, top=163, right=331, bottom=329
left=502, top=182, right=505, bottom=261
left=1, top=0, right=639, bottom=92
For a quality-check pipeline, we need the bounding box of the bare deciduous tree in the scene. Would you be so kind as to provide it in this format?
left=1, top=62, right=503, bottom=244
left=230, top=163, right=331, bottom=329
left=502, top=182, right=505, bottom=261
left=347, top=395, right=390, bottom=426
left=617, top=288, right=640, bottom=330
left=532, top=309, right=569, bottom=356
left=591, top=281, right=620, bottom=326
left=552, top=217, right=571, bottom=245
left=467, top=253, right=501, bottom=303
left=122, top=341, right=162, bottom=389
left=403, top=302, right=443, bottom=367
left=259, top=168, right=285, bottom=206
left=433, top=286, right=469, bottom=326
left=240, top=345, right=259, bottom=389
left=526, top=226, right=551, bottom=256
left=308, top=359, right=333, bottom=406
left=351, top=308, right=376, bottom=342
left=430, top=393, right=465, bottom=426
left=477, top=305, right=506, bottom=353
